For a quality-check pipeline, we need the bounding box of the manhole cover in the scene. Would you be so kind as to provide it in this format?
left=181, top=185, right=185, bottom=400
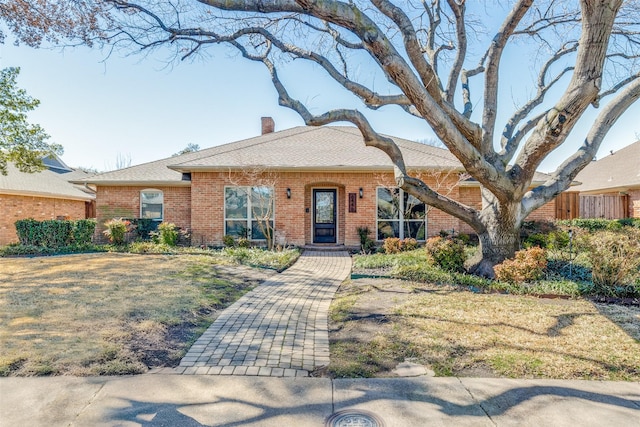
left=326, top=409, right=385, bottom=427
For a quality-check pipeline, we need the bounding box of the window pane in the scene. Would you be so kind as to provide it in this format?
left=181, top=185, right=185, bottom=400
left=251, top=186, right=274, bottom=219
left=225, top=187, right=248, bottom=219
left=404, top=193, right=426, bottom=219
left=377, top=187, right=400, bottom=219
left=141, top=203, right=162, bottom=220
left=404, top=220, right=426, bottom=240
left=251, top=220, right=274, bottom=240
left=315, top=191, right=335, bottom=224
left=377, top=220, right=399, bottom=240
left=226, top=220, right=249, bottom=237
left=141, top=191, right=163, bottom=220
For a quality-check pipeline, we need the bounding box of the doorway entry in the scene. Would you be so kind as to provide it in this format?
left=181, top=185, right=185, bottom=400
left=313, top=189, right=337, bottom=243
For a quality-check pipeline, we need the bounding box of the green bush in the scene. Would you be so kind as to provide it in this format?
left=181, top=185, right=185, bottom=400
left=14, top=218, right=85, bottom=248
left=356, top=226, right=376, bottom=254
left=237, top=237, right=251, bottom=248
left=130, top=218, right=157, bottom=240
left=582, top=229, right=640, bottom=296
left=425, top=236, right=466, bottom=272
left=72, top=219, right=96, bottom=244
left=157, top=222, right=179, bottom=246
left=223, top=235, right=236, bottom=247
left=103, top=218, right=130, bottom=245
left=493, top=247, right=547, bottom=284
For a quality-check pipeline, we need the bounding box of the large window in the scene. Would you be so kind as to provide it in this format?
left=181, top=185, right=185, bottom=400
left=140, top=189, right=163, bottom=221
left=377, top=187, right=426, bottom=240
left=224, top=186, right=274, bottom=240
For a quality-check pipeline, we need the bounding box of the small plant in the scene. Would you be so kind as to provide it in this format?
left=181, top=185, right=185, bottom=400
left=494, top=247, right=547, bottom=284
left=103, top=218, right=131, bottom=245
left=356, top=226, right=376, bottom=254
left=402, top=238, right=419, bottom=251
left=223, top=234, right=236, bottom=247
left=383, top=237, right=403, bottom=254
left=582, top=229, right=640, bottom=296
left=237, top=237, right=251, bottom=248
left=425, top=236, right=466, bottom=272
left=157, top=222, right=179, bottom=246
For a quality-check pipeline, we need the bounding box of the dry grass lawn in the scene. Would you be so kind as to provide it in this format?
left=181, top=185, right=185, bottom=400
left=328, top=278, right=640, bottom=380
left=0, top=253, right=274, bottom=376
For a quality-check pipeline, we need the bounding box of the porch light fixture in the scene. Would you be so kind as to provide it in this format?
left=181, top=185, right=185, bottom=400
left=359, top=187, right=364, bottom=198
left=286, top=188, right=291, bottom=199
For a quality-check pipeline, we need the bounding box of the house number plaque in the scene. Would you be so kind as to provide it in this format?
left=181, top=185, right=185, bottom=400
left=348, top=193, right=357, bottom=213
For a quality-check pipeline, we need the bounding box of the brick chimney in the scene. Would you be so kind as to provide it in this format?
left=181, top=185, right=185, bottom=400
left=261, top=117, right=275, bottom=135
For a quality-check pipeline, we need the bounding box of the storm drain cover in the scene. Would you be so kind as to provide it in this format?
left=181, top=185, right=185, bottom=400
left=326, top=409, right=384, bottom=427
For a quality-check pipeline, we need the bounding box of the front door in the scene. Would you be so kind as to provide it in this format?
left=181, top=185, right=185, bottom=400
left=313, top=189, right=337, bottom=243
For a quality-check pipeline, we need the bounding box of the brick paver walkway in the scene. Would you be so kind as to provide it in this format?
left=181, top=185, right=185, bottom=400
left=163, top=251, right=351, bottom=377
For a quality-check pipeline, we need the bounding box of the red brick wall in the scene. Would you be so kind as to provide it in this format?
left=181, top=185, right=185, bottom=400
left=96, top=173, right=561, bottom=247
left=629, top=189, right=640, bottom=218
left=95, top=186, right=191, bottom=241
left=0, top=194, right=86, bottom=245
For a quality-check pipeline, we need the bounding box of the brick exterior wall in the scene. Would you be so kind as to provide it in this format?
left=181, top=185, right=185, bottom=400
left=0, top=194, right=87, bottom=245
left=95, top=172, right=560, bottom=247
left=629, top=189, right=640, bottom=218
left=95, top=186, right=191, bottom=241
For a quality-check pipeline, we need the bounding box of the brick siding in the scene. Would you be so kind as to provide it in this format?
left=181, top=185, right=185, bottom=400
left=95, top=186, right=191, bottom=242
left=0, top=194, right=87, bottom=245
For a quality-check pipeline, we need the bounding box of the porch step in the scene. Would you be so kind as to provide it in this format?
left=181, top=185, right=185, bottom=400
left=301, top=244, right=358, bottom=252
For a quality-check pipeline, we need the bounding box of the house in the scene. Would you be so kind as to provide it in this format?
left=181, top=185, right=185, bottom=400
left=80, top=118, right=556, bottom=248
left=559, top=140, right=640, bottom=220
left=0, top=155, right=96, bottom=245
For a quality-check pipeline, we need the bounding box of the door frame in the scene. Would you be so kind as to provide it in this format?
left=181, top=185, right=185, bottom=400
left=312, top=188, right=338, bottom=244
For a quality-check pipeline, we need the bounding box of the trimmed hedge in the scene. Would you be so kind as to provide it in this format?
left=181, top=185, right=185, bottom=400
left=15, top=218, right=96, bottom=248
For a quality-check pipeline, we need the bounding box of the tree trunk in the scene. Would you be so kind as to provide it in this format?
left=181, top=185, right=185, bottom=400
left=466, top=195, right=522, bottom=278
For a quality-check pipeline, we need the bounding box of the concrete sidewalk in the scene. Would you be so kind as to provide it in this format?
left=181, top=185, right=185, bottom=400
left=1, top=375, right=638, bottom=426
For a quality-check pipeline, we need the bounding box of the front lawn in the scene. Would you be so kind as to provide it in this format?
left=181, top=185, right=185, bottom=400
left=0, top=252, right=291, bottom=376
left=327, top=278, right=640, bottom=380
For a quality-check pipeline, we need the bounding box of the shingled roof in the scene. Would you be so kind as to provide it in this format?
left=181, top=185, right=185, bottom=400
left=573, top=140, right=640, bottom=193
left=80, top=126, right=462, bottom=185
left=0, top=162, right=95, bottom=201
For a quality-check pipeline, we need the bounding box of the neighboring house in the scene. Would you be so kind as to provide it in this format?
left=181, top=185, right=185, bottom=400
left=80, top=118, right=556, bottom=248
left=565, top=140, right=640, bottom=219
left=0, top=155, right=96, bottom=245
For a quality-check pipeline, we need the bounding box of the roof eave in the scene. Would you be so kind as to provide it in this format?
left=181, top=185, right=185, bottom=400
left=76, top=180, right=192, bottom=187
left=0, top=189, right=95, bottom=201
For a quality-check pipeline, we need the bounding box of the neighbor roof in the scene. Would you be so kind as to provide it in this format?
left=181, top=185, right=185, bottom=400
left=79, top=126, right=466, bottom=185
left=573, top=140, right=640, bottom=193
left=0, top=162, right=95, bottom=201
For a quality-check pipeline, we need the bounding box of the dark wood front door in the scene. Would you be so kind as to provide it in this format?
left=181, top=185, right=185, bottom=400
left=313, top=189, right=337, bottom=243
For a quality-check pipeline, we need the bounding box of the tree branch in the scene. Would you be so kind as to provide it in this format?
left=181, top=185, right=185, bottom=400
left=523, top=72, right=640, bottom=215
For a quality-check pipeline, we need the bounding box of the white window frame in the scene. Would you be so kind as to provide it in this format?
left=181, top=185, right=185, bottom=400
left=224, top=186, right=275, bottom=240
left=140, top=189, right=164, bottom=221
left=376, top=187, right=426, bottom=241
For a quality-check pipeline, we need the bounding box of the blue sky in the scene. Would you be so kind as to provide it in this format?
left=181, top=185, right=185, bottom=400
left=0, top=31, right=638, bottom=172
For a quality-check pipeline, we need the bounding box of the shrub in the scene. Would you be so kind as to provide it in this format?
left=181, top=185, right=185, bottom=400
left=72, top=219, right=96, bottom=244
left=582, top=229, right=640, bottom=296
left=14, top=218, right=78, bottom=248
left=223, top=234, right=236, bottom=247
left=425, top=236, right=466, bottom=272
left=383, top=237, right=402, bottom=254
left=157, top=222, right=178, bottom=246
left=103, top=218, right=131, bottom=245
left=130, top=218, right=157, bottom=240
left=402, top=238, right=419, bottom=251
left=356, top=226, right=376, bottom=254
left=494, top=247, right=547, bottom=284
left=237, top=237, right=251, bottom=248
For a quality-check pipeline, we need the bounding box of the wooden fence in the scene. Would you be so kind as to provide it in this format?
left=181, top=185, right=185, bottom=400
left=579, top=194, right=628, bottom=219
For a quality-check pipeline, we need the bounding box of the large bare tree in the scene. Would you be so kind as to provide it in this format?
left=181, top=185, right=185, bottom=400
left=4, top=0, right=639, bottom=275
